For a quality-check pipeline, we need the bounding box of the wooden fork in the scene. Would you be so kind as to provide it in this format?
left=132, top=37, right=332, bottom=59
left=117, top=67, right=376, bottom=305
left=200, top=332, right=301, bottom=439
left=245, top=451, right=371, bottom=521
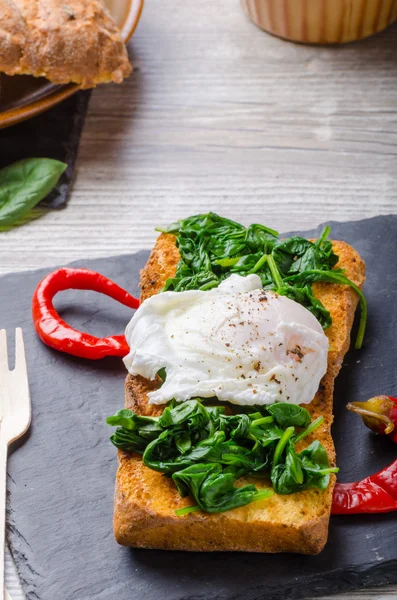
left=0, top=329, right=31, bottom=600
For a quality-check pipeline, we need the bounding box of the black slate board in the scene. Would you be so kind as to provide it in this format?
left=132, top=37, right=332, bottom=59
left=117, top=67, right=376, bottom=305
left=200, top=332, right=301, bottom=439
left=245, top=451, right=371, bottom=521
left=2, top=215, right=397, bottom=600
left=0, top=90, right=90, bottom=208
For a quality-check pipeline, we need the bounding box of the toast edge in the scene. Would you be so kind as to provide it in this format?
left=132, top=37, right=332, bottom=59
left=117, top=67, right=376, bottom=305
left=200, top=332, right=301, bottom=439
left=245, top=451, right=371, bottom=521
left=114, top=478, right=330, bottom=554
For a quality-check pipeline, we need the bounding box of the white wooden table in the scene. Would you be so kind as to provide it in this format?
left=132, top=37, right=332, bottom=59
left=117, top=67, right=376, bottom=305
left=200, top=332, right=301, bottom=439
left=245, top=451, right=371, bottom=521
left=1, top=1, right=396, bottom=598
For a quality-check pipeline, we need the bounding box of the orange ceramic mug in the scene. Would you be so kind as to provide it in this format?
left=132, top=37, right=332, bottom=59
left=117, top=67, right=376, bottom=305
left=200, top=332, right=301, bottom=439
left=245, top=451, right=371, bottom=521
left=241, top=0, right=397, bottom=44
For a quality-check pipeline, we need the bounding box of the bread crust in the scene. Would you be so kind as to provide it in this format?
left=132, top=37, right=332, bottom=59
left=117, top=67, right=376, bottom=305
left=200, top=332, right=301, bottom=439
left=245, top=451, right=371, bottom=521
left=0, top=0, right=131, bottom=88
left=114, top=233, right=365, bottom=554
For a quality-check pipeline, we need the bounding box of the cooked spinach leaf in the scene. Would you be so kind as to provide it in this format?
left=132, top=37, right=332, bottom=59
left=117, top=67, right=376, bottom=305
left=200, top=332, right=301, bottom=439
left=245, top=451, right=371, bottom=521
left=267, top=403, right=311, bottom=429
left=107, top=399, right=338, bottom=515
left=156, top=212, right=367, bottom=349
left=270, top=440, right=338, bottom=494
left=173, top=463, right=272, bottom=514
left=108, top=409, right=163, bottom=452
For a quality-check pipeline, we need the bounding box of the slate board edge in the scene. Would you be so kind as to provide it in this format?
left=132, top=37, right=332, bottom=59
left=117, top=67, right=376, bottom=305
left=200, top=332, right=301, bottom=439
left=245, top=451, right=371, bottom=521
left=4, top=214, right=397, bottom=600
left=229, top=559, right=397, bottom=600
left=6, top=531, right=397, bottom=600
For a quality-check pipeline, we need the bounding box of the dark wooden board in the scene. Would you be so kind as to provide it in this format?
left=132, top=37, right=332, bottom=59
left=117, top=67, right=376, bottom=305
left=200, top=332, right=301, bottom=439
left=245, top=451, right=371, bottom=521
left=2, top=215, right=396, bottom=600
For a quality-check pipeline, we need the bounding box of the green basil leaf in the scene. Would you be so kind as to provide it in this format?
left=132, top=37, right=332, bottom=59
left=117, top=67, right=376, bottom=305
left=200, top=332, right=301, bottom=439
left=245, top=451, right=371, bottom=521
left=0, top=158, right=67, bottom=226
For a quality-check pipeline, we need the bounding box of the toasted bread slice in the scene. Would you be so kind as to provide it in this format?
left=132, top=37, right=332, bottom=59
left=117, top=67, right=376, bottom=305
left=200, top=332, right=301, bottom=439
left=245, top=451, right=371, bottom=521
left=114, top=233, right=365, bottom=554
left=0, top=0, right=131, bottom=88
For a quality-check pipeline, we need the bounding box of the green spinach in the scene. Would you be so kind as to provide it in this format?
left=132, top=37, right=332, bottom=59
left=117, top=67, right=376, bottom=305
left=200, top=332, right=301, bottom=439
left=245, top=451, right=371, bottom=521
left=0, top=158, right=67, bottom=227
left=267, top=403, right=311, bottom=429
left=107, top=400, right=338, bottom=515
left=156, top=212, right=367, bottom=349
left=173, top=463, right=272, bottom=514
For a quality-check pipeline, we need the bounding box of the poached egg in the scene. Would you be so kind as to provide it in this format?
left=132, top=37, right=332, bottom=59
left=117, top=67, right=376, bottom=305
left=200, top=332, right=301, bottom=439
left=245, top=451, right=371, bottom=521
left=124, top=274, right=328, bottom=406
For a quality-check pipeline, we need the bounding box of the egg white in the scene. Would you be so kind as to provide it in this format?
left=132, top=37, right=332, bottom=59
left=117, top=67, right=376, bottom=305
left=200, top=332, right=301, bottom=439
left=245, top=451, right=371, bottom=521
left=124, top=274, right=329, bottom=406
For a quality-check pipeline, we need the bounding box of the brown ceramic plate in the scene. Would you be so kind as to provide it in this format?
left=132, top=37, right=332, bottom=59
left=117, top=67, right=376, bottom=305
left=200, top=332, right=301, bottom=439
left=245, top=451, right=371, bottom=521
left=0, top=0, right=144, bottom=129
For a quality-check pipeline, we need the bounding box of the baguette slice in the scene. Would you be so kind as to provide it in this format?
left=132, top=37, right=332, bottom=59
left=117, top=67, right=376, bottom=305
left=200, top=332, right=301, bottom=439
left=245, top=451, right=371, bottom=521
left=114, top=233, right=365, bottom=554
left=0, top=0, right=131, bottom=88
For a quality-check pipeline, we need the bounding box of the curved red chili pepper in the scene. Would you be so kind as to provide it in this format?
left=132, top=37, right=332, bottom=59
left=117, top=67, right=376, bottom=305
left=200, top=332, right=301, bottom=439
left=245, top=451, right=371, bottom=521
left=32, top=267, right=140, bottom=360
left=332, top=459, right=397, bottom=515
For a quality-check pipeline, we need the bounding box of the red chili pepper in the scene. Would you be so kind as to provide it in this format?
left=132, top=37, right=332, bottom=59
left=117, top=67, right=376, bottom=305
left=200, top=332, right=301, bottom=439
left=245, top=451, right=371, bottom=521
left=347, top=395, right=397, bottom=444
left=32, top=267, right=140, bottom=360
left=332, top=459, right=397, bottom=514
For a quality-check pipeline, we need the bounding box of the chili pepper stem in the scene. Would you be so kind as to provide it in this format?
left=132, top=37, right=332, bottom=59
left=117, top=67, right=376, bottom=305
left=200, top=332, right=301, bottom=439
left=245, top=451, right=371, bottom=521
left=347, top=403, right=395, bottom=434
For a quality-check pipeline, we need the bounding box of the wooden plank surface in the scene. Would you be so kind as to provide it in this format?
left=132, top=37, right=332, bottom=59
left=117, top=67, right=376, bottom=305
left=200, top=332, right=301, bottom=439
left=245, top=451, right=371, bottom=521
left=1, top=1, right=396, bottom=598
left=0, top=0, right=396, bottom=275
